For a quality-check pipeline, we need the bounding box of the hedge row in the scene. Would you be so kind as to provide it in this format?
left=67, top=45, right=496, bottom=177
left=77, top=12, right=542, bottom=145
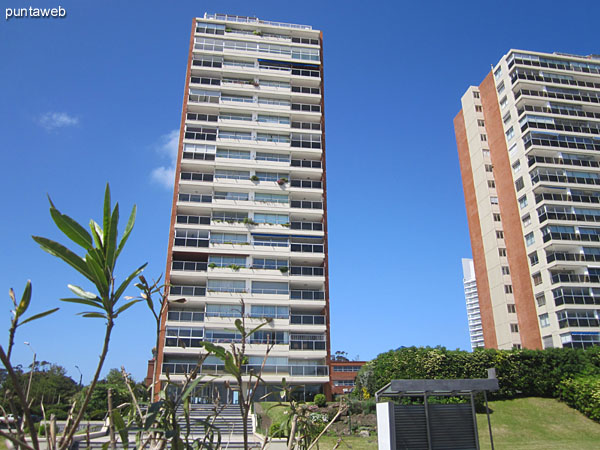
left=558, top=376, right=600, bottom=422
left=355, top=346, right=600, bottom=401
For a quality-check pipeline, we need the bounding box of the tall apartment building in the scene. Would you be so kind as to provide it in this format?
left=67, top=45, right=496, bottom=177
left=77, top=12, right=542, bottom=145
left=455, top=49, right=600, bottom=350
left=154, top=13, right=330, bottom=402
left=462, top=258, right=485, bottom=350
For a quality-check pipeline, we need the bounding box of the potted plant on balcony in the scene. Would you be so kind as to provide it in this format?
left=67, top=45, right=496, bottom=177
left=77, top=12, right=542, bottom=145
left=279, top=266, right=289, bottom=274
left=277, top=177, right=288, bottom=186
left=250, top=175, right=260, bottom=182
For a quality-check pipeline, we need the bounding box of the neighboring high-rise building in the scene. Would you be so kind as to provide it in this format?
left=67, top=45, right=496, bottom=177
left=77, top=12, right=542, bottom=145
left=462, top=258, right=485, bottom=350
left=455, top=49, right=600, bottom=350
left=154, top=13, right=330, bottom=402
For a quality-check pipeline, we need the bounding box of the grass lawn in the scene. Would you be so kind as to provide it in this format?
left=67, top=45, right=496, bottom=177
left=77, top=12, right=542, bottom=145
left=477, top=397, right=600, bottom=450
left=260, top=398, right=600, bottom=449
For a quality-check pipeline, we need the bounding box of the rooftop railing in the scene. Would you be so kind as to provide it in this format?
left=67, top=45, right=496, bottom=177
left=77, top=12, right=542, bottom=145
left=204, top=13, right=313, bottom=30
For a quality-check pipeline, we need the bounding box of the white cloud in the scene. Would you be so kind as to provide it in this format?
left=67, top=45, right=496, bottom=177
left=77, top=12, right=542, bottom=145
left=151, top=130, right=180, bottom=189
left=38, top=112, right=79, bottom=130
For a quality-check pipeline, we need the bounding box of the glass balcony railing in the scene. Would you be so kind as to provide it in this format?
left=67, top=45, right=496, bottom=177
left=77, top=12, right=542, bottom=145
left=290, top=314, right=325, bottom=325
left=162, top=363, right=329, bottom=376
left=170, top=285, right=206, bottom=297
left=290, top=290, right=325, bottom=300
left=171, top=261, right=208, bottom=272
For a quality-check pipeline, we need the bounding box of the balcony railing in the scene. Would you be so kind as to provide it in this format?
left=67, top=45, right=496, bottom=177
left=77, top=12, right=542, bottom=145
left=171, top=261, right=208, bottom=272
left=531, top=173, right=600, bottom=186
left=170, top=285, right=206, bottom=297
left=528, top=155, right=600, bottom=169
left=522, top=120, right=600, bottom=137
left=178, top=193, right=212, bottom=203
left=176, top=215, right=211, bottom=225
left=167, top=311, right=205, bottom=322
left=512, top=71, right=600, bottom=90
left=290, top=200, right=323, bottom=209
left=290, top=315, right=326, bottom=325
left=290, top=290, right=325, bottom=300
left=290, top=340, right=326, bottom=351
left=551, top=273, right=600, bottom=284
left=162, top=363, right=329, bottom=376
left=290, top=179, right=322, bottom=189
left=291, top=159, right=321, bottom=168
left=515, top=88, right=600, bottom=106
left=518, top=104, right=600, bottom=121
left=547, top=252, right=600, bottom=263
left=290, top=266, right=324, bottom=276
left=180, top=172, right=214, bottom=182
left=291, top=103, right=321, bottom=113
left=538, top=211, right=600, bottom=224
left=291, top=243, right=324, bottom=253
left=535, top=192, right=600, bottom=205
left=543, top=232, right=600, bottom=243
left=290, top=221, right=323, bottom=231
left=251, top=288, right=289, bottom=295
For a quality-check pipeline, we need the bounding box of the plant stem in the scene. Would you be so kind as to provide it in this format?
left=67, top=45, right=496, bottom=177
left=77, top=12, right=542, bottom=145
left=0, top=345, right=40, bottom=450
left=59, top=318, right=114, bottom=450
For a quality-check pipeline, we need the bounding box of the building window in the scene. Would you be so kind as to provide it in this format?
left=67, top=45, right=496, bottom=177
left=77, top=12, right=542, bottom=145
left=473, top=91, right=480, bottom=99
left=485, top=164, right=494, bottom=172
left=532, top=272, right=542, bottom=286
left=506, top=126, right=515, bottom=140
left=539, top=313, right=550, bottom=328
left=491, top=196, right=499, bottom=205
left=481, top=134, right=488, bottom=142
left=512, top=160, right=521, bottom=172
left=497, top=81, right=505, bottom=95
left=507, top=304, right=516, bottom=313
left=542, top=335, right=554, bottom=349
left=515, top=177, right=525, bottom=192
left=529, top=251, right=539, bottom=266
left=519, top=195, right=528, bottom=209
left=525, top=232, right=535, bottom=247
left=513, top=344, right=522, bottom=349
left=502, top=266, right=510, bottom=275
left=499, top=248, right=507, bottom=257
left=500, top=96, right=508, bottom=109
left=496, top=230, right=504, bottom=239
left=475, top=105, right=483, bottom=112
left=508, top=142, right=518, bottom=157
left=505, top=285, right=513, bottom=294
left=488, top=180, right=496, bottom=188
left=522, top=214, right=531, bottom=227
left=494, top=66, right=502, bottom=79
left=478, top=119, right=485, bottom=127
left=482, top=149, right=490, bottom=158
left=494, top=213, right=502, bottom=222
left=536, top=292, right=546, bottom=307
left=510, top=323, right=519, bottom=333
left=503, top=111, right=512, bottom=124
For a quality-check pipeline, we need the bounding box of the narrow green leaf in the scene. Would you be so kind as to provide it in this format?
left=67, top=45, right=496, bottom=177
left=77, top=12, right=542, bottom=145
left=248, top=321, right=271, bottom=337
left=47, top=194, right=56, bottom=209
left=111, top=409, right=128, bottom=449
left=115, top=205, right=136, bottom=259
left=105, top=203, right=119, bottom=270
left=32, top=236, right=94, bottom=282
left=114, top=299, right=140, bottom=317
left=67, top=284, right=98, bottom=300
left=15, top=280, right=32, bottom=317
left=85, top=254, right=109, bottom=296
left=20, top=308, right=59, bottom=325
left=179, top=377, right=205, bottom=403
left=113, top=263, right=148, bottom=302
left=60, top=298, right=104, bottom=309
left=90, top=220, right=104, bottom=249
left=198, top=341, right=228, bottom=360
left=79, top=312, right=107, bottom=319
left=49, top=207, right=93, bottom=250
left=101, top=442, right=109, bottom=450
left=103, top=184, right=111, bottom=247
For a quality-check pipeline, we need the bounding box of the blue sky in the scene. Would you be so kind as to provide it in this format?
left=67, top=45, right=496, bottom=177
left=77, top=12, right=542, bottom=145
left=1, top=0, right=599, bottom=383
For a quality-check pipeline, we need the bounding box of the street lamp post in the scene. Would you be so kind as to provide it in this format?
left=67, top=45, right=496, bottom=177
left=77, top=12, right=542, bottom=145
left=23, top=342, right=36, bottom=402
left=75, top=365, right=83, bottom=387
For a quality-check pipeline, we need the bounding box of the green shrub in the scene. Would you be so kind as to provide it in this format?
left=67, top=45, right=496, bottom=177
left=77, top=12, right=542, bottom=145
left=558, top=376, right=600, bottom=422
left=361, top=399, right=376, bottom=414
left=355, top=346, right=600, bottom=401
left=314, top=393, right=326, bottom=407
left=269, top=422, right=286, bottom=438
